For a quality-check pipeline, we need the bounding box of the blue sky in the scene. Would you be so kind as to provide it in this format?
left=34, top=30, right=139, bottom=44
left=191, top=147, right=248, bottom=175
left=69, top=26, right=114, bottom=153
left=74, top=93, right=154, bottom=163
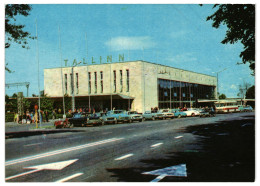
left=4, top=4, right=255, bottom=98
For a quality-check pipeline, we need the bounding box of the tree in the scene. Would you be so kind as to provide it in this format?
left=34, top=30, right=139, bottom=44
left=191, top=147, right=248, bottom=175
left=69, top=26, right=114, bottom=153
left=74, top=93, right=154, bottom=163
left=40, top=95, right=54, bottom=113
left=205, top=4, right=255, bottom=75
left=237, top=82, right=251, bottom=99
left=219, top=93, right=226, bottom=99
left=245, top=85, right=255, bottom=99
left=5, top=4, right=35, bottom=73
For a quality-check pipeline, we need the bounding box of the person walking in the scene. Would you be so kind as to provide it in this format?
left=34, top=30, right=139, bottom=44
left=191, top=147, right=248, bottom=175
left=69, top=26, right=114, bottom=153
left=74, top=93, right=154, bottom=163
left=45, top=110, right=49, bottom=122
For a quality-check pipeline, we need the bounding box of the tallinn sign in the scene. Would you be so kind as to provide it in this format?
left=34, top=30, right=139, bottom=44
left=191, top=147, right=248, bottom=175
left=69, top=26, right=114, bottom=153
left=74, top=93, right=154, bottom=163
left=64, top=54, right=125, bottom=67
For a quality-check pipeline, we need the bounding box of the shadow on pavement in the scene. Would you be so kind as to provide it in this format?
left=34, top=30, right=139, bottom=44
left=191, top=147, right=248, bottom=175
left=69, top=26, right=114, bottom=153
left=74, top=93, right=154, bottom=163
left=106, top=115, right=255, bottom=182
left=5, top=130, right=83, bottom=139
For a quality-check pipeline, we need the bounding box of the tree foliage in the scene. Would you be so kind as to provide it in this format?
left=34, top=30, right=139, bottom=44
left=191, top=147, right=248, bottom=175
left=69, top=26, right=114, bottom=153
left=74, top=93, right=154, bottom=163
left=206, top=4, right=255, bottom=75
left=219, top=93, right=226, bottom=99
left=237, top=82, right=251, bottom=99
left=246, top=85, right=255, bottom=99
left=5, top=4, right=34, bottom=49
left=40, top=94, right=54, bottom=113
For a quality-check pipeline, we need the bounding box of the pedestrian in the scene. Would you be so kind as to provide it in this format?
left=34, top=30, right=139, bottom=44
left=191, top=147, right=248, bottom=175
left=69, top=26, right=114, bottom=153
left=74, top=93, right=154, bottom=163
left=45, top=110, right=49, bottom=122
left=30, top=112, right=34, bottom=123
left=52, top=110, right=56, bottom=120
left=14, top=113, right=19, bottom=123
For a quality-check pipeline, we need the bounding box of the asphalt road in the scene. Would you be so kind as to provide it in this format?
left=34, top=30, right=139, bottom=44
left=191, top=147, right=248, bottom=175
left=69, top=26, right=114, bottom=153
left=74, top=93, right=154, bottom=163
left=5, top=112, right=255, bottom=182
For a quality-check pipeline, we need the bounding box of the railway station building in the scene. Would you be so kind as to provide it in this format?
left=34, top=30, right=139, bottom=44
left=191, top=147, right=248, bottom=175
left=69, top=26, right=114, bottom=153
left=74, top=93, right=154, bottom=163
left=44, top=60, right=217, bottom=113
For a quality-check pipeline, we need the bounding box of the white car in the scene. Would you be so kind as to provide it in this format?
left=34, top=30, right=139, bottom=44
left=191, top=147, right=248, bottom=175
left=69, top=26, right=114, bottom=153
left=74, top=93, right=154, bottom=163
left=182, top=108, right=200, bottom=117
left=158, top=109, right=175, bottom=119
left=127, top=111, right=143, bottom=122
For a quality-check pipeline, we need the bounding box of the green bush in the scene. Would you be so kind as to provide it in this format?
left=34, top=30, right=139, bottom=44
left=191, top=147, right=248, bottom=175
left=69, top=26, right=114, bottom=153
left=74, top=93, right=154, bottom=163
left=5, top=112, right=15, bottom=122
left=56, top=113, right=73, bottom=119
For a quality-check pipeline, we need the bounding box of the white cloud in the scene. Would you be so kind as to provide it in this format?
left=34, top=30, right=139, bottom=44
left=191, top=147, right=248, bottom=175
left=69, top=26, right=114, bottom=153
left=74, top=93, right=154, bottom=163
left=170, top=30, right=189, bottom=39
left=230, top=84, right=237, bottom=90
left=105, top=36, right=156, bottom=51
left=167, top=53, right=197, bottom=63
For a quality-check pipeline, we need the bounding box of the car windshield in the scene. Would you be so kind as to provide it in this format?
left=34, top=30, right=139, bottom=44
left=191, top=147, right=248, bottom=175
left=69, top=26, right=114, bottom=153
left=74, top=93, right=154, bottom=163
left=73, top=113, right=82, bottom=118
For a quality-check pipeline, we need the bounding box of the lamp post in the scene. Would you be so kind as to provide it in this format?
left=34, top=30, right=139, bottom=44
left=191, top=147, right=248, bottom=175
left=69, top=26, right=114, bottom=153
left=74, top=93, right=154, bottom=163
left=213, top=68, right=227, bottom=100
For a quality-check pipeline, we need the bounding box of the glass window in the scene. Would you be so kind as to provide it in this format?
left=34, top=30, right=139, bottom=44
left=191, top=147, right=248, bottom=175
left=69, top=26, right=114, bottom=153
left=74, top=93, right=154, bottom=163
left=120, top=70, right=123, bottom=92
left=76, top=73, right=79, bottom=94
left=88, top=72, right=91, bottom=94
left=100, top=71, right=103, bottom=93
left=64, top=74, right=67, bottom=94
left=113, top=70, right=116, bottom=93
left=70, top=73, right=73, bottom=94
left=94, top=72, right=97, bottom=93
left=126, top=69, right=129, bottom=92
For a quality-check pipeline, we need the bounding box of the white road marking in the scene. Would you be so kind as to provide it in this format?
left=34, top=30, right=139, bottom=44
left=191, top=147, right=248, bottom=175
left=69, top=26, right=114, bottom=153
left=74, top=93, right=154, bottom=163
left=6, top=138, right=124, bottom=166
left=175, top=136, right=183, bottom=139
left=115, top=154, right=134, bottom=160
left=127, top=128, right=135, bottom=131
left=6, top=159, right=78, bottom=181
left=151, top=143, right=163, bottom=148
left=55, top=173, right=84, bottom=182
left=24, top=143, right=42, bottom=147
left=5, top=169, right=40, bottom=181
left=151, top=174, right=167, bottom=182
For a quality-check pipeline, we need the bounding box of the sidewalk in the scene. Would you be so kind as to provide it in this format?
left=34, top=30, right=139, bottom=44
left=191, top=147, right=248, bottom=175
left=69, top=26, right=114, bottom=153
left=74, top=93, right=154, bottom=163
left=5, top=119, right=57, bottom=133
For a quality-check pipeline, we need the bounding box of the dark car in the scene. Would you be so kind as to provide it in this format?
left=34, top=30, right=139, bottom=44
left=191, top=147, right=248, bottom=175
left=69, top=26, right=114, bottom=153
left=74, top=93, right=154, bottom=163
left=200, top=108, right=216, bottom=117
left=68, top=113, right=88, bottom=127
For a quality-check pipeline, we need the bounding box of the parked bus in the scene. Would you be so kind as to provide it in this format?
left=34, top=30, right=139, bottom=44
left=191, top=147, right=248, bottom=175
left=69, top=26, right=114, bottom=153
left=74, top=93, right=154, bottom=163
left=214, top=100, right=242, bottom=113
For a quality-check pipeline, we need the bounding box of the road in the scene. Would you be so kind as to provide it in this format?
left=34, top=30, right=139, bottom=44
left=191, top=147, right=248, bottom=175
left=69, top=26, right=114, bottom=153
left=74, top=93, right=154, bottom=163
left=5, top=112, right=255, bottom=182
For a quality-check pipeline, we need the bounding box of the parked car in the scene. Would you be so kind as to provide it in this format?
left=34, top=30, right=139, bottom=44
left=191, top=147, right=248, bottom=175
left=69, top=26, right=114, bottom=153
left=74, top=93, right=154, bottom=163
left=158, top=109, right=175, bottom=119
left=153, top=110, right=165, bottom=120
left=54, top=118, right=71, bottom=129
left=170, top=109, right=187, bottom=118
left=183, top=108, right=200, bottom=117
left=127, top=111, right=143, bottom=122
left=238, top=105, right=253, bottom=112
left=68, top=113, right=89, bottom=127
left=199, top=108, right=216, bottom=117
left=86, top=113, right=103, bottom=126
left=103, top=110, right=131, bottom=124
left=100, top=112, right=117, bottom=124
left=142, top=111, right=157, bottom=121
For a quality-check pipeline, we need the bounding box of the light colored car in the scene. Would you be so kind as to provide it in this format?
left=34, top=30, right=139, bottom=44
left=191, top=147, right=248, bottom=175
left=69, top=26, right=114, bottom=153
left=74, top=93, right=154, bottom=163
left=158, top=109, right=175, bottom=119
left=101, top=112, right=117, bottom=124
left=238, top=105, right=253, bottom=112
left=142, top=111, right=157, bottom=121
left=182, top=108, right=200, bottom=117
left=105, top=110, right=131, bottom=123
left=127, top=111, right=143, bottom=122
left=170, top=109, right=187, bottom=118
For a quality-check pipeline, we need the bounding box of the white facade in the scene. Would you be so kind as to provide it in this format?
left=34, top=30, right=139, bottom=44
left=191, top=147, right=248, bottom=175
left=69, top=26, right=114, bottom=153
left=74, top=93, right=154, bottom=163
left=44, top=60, right=217, bottom=112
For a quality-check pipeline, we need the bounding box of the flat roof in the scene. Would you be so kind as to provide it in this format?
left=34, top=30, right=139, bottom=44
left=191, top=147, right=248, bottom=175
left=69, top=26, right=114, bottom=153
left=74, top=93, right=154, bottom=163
left=45, top=60, right=216, bottom=78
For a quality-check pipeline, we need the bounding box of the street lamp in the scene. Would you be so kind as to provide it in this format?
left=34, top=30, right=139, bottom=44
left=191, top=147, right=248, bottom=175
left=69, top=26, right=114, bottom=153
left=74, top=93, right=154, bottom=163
left=212, top=68, right=227, bottom=100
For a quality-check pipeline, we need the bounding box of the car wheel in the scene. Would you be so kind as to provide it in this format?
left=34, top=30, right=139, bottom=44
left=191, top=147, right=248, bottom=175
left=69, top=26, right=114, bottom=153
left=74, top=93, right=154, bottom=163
left=191, top=113, right=195, bottom=117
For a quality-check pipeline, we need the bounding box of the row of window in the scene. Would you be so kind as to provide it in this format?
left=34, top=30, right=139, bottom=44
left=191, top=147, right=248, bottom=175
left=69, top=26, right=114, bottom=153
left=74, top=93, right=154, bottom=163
left=158, top=78, right=216, bottom=103
left=64, top=69, right=130, bottom=95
